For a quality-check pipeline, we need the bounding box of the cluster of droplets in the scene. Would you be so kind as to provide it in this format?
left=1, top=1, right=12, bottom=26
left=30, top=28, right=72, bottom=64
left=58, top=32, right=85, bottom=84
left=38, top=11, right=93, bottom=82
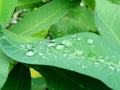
left=20, top=43, right=36, bottom=57
left=87, top=52, right=120, bottom=72
left=19, top=35, right=120, bottom=72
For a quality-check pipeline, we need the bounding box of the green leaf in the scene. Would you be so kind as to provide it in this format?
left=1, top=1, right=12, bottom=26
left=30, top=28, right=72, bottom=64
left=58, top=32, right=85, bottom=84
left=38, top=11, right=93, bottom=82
left=33, top=66, right=111, bottom=90
left=50, top=6, right=97, bottom=38
left=0, top=33, right=120, bottom=89
left=10, top=0, right=79, bottom=35
left=94, top=0, right=120, bottom=46
left=83, top=0, right=95, bottom=12
left=0, top=0, right=17, bottom=27
left=17, top=0, right=42, bottom=10
left=31, top=77, right=47, bottom=90
left=0, top=49, right=9, bottom=89
left=108, top=0, right=120, bottom=5
left=1, top=63, right=31, bottom=90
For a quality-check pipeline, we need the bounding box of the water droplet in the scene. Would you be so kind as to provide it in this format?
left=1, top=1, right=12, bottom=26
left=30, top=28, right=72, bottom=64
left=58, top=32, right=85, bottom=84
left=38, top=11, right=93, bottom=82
left=62, top=40, right=72, bottom=47
left=47, top=48, right=50, bottom=51
left=117, top=68, right=120, bottom=72
left=87, top=39, right=94, bottom=44
left=71, top=34, right=76, bottom=38
left=48, top=41, right=56, bottom=47
left=56, top=44, right=65, bottom=50
left=26, top=44, right=34, bottom=49
left=74, top=50, right=83, bottom=57
left=20, top=45, right=26, bottom=48
left=39, top=52, right=44, bottom=56
left=99, top=58, right=105, bottom=63
left=81, top=65, right=87, bottom=69
left=76, top=62, right=81, bottom=65
left=63, top=54, right=67, bottom=57
left=77, top=38, right=81, bottom=41
left=39, top=41, right=42, bottom=45
left=94, top=61, right=101, bottom=66
left=88, top=52, right=96, bottom=60
left=118, top=62, right=120, bottom=65
left=109, top=65, right=115, bottom=71
left=26, top=49, right=35, bottom=56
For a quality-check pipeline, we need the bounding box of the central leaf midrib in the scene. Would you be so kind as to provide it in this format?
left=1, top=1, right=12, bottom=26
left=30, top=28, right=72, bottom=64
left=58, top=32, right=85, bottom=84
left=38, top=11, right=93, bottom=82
left=21, top=1, right=72, bottom=35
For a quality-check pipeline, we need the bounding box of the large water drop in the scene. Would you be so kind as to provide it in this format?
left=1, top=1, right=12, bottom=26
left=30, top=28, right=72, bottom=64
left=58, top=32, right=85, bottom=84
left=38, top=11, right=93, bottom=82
left=56, top=44, right=65, bottom=50
left=26, top=49, right=35, bottom=57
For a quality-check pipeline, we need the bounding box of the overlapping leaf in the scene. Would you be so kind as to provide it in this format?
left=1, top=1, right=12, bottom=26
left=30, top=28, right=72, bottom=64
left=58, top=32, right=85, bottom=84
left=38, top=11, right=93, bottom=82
left=95, top=0, right=120, bottom=46
left=0, top=49, right=9, bottom=89
left=0, top=0, right=17, bottom=27
left=9, top=0, right=80, bottom=35
left=1, top=63, right=31, bottom=90
left=49, top=6, right=97, bottom=38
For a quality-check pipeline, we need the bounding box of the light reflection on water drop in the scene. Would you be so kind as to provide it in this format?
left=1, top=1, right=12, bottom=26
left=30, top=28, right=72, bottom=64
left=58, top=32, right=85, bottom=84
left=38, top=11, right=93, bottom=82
left=109, top=65, right=115, bottom=71
left=62, top=40, right=72, bottom=47
left=48, top=41, right=56, bottom=47
left=26, top=49, right=35, bottom=57
left=56, top=44, right=65, bottom=50
left=81, top=65, right=87, bottom=69
left=87, top=39, right=94, bottom=44
left=26, top=44, right=34, bottom=49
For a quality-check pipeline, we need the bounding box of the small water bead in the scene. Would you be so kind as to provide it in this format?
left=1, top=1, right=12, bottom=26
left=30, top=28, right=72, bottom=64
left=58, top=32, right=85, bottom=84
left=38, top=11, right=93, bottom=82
left=39, top=41, right=42, bottom=45
left=62, top=40, right=72, bottom=47
left=99, top=58, right=105, bottom=63
left=109, top=65, right=115, bottom=71
left=81, top=65, right=87, bottom=69
left=63, top=54, right=67, bottom=57
left=71, top=34, right=77, bottom=38
left=74, top=50, right=83, bottom=57
left=87, top=39, right=94, bottom=44
left=48, top=41, right=56, bottom=47
left=77, top=38, right=81, bottom=41
left=39, top=52, right=44, bottom=56
left=76, top=62, right=81, bottom=65
left=88, top=52, right=96, bottom=60
left=94, top=61, right=101, bottom=66
left=26, top=44, right=34, bottom=49
left=56, top=44, right=65, bottom=50
left=117, top=68, right=120, bottom=72
left=20, top=45, right=26, bottom=48
left=26, top=49, right=35, bottom=57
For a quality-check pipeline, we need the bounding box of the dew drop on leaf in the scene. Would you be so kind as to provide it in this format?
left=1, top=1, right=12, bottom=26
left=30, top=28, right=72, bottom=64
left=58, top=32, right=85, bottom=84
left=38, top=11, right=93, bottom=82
left=71, top=34, right=76, bottom=38
left=20, top=45, right=26, bottom=48
left=56, top=44, right=65, bottom=50
left=88, top=52, right=96, bottom=60
left=26, top=49, right=35, bottom=56
left=73, top=50, right=83, bottom=57
left=26, top=44, right=34, bottom=49
left=39, top=52, right=44, bottom=56
left=81, top=65, right=87, bottom=69
left=77, top=38, right=81, bottom=41
left=87, top=39, right=94, bottom=44
left=109, top=65, right=115, bottom=71
left=117, top=68, right=120, bottom=72
left=39, top=41, right=42, bottom=45
left=48, top=41, right=56, bottom=47
left=62, top=40, right=72, bottom=47
left=94, top=61, right=101, bottom=66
